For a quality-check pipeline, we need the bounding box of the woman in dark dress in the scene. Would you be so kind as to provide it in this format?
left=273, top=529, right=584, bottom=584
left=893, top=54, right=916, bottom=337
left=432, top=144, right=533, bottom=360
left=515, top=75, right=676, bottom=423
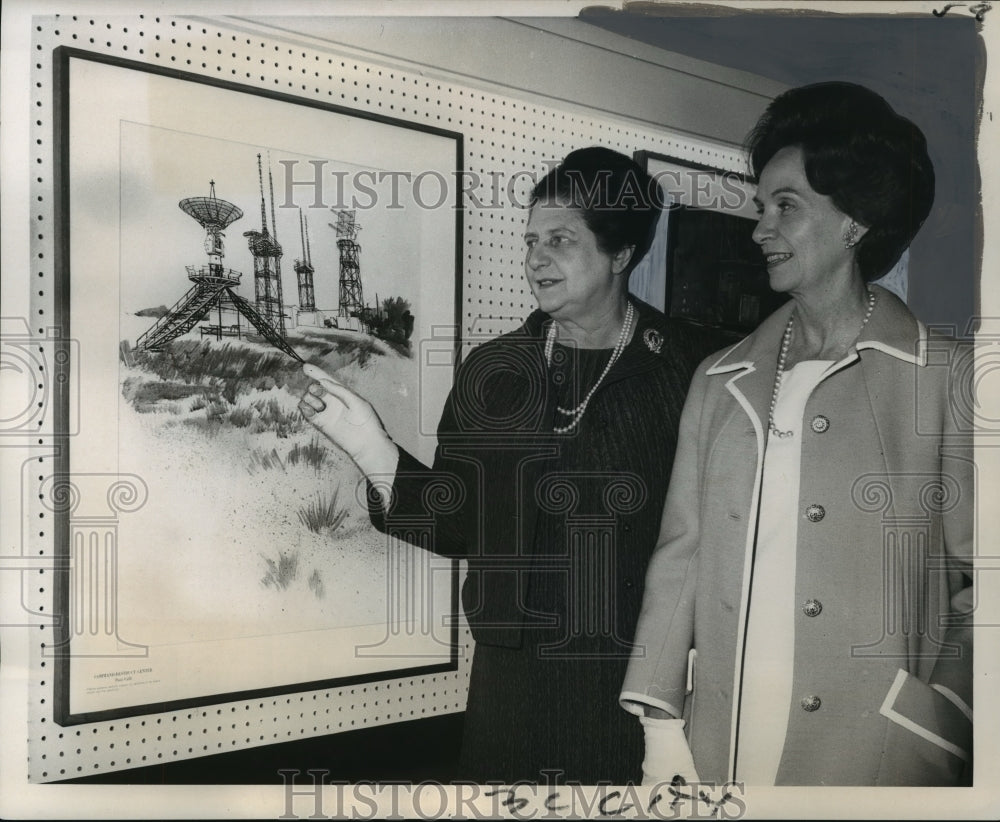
left=301, top=147, right=719, bottom=783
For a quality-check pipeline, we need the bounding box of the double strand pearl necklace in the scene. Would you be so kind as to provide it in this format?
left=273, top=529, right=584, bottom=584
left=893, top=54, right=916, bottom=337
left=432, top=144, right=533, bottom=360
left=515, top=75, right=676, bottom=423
left=768, top=288, right=876, bottom=439
left=544, top=301, right=635, bottom=433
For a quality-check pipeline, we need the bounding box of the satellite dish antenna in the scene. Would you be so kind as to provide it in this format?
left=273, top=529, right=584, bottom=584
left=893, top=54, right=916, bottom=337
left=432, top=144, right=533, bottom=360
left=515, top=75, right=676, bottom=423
left=179, top=181, right=243, bottom=280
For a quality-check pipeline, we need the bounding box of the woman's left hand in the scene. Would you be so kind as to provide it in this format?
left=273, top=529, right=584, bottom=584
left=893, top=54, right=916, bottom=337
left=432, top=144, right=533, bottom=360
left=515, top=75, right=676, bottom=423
left=639, top=716, right=701, bottom=787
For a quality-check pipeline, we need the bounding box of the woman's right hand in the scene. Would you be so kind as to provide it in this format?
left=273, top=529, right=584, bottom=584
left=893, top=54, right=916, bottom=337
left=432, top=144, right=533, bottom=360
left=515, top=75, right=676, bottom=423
left=299, top=363, right=399, bottom=486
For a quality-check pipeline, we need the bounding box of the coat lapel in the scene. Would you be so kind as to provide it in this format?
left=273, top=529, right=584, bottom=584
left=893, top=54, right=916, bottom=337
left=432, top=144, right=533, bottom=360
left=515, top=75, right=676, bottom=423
left=706, top=286, right=920, bottom=433
left=856, top=285, right=926, bottom=365
left=705, top=300, right=794, bottom=436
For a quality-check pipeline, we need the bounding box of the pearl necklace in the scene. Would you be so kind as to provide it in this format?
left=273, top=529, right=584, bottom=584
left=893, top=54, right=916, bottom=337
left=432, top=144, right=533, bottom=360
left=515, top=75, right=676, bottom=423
left=768, top=288, right=876, bottom=439
left=544, top=301, right=635, bottom=433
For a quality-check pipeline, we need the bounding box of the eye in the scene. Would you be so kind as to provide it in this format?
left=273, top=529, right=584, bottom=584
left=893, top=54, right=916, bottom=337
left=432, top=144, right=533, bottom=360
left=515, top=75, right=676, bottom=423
left=548, top=234, right=569, bottom=246
left=524, top=237, right=537, bottom=249
left=777, top=199, right=795, bottom=213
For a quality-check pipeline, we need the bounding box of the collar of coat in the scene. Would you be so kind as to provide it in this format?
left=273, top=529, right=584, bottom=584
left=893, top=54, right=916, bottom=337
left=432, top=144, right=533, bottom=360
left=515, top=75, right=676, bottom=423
left=705, top=284, right=928, bottom=377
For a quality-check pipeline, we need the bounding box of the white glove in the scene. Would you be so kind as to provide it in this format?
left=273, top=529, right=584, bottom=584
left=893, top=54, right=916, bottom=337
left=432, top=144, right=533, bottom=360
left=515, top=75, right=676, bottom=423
left=640, top=716, right=700, bottom=787
left=300, top=363, right=399, bottom=505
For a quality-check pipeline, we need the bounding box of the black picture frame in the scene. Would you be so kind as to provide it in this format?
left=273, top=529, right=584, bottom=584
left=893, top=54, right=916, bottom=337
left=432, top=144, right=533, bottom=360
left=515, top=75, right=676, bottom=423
left=635, top=150, right=788, bottom=336
left=52, top=47, right=464, bottom=725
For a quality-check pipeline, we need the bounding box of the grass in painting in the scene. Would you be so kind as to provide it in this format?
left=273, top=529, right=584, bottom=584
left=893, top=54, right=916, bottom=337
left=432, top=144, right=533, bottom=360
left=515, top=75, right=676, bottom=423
left=308, top=569, right=325, bottom=599
left=126, top=340, right=309, bottom=422
left=261, top=550, right=299, bottom=591
left=297, top=488, right=348, bottom=535
left=181, top=416, right=225, bottom=438
left=133, top=340, right=292, bottom=388
left=247, top=397, right=303, bottom=438
left=122, top=333, right=391, bottom=440
left=122, top=377, right=206, bottom=413
left=286, top=437, right=330, bottom=471
left=333, top=336, right=382, bottom=367
left=227, top=405, right=255, bottom=428
left=246, top=438, right=329, bottom=474
left=131, top=336, right=355, bottom=396
left=247, top=447, right=286, bottom=474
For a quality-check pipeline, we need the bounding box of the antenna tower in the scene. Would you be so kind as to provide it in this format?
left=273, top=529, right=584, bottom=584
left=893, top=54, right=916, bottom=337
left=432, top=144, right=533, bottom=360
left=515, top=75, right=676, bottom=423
left=330, top=209, right=364, bottom=319
left=294, top=208, right=316, bottom=312
left=243, top=153, right=286, bottom=336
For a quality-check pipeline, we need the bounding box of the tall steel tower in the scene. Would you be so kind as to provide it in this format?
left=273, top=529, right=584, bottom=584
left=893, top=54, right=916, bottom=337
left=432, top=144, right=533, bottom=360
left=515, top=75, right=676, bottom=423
left=243, top=154, right=286, bottom=337
left=294, top=208, right=316, bottom=312
left=331, top=209, right=364, bottom=320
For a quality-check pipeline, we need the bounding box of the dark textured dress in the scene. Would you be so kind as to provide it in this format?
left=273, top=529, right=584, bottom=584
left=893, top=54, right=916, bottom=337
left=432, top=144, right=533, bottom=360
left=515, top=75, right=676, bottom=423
left=370, top=298, right=726, bottom=783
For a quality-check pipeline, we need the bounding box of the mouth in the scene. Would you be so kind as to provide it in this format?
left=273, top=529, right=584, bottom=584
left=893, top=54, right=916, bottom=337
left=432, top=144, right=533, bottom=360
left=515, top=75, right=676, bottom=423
left=533, top=278, right=562, bottom=289
left=764, top=252, right=793, bottom=267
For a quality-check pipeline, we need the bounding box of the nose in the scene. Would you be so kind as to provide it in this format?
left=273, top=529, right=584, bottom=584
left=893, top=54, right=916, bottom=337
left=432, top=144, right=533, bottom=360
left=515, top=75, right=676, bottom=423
left=752, top=214, right=774, bottom=246
left=526, top=243, right=548, bottom=271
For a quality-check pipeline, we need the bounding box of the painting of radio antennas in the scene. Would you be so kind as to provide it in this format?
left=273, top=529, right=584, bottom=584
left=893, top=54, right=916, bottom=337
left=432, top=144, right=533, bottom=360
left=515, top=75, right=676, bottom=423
left=57, top=53, right=461, bottom=720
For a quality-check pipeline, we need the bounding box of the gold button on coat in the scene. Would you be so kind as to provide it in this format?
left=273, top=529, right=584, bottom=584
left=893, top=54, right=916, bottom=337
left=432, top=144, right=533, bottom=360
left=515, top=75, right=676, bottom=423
left=802, top=599, right=823, bottom=617
left=801, top=695, right=822, bottom=712
left=810, top=415, right=830, bottom=433
left=805, top=504, right=826, bottom=522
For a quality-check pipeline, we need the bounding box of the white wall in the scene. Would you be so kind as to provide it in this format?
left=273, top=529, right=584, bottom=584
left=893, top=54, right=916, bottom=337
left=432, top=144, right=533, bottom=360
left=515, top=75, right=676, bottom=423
left=218, top=15, right=787, bottom=145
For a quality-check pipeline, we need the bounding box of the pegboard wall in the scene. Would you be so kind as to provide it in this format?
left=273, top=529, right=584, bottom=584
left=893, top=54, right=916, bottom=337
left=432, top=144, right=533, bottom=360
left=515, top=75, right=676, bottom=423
left=23, top=13, right=748, bottom=783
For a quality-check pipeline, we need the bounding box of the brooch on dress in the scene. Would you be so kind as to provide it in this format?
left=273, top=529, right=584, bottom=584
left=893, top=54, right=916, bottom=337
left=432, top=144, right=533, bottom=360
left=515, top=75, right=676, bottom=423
left=643, top=328, right=663, bottom=354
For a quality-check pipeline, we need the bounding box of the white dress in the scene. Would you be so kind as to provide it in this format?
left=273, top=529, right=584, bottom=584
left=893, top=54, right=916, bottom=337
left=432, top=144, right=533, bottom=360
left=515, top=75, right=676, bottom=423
left=735, top=359, right=832, bottom=785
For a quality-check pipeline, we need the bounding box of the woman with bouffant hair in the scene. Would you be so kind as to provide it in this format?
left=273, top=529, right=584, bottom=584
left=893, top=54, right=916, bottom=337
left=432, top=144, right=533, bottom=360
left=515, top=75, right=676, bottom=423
left=302, top=147, right=720, bottom=783
left=622, top=82, right=973, bottom=787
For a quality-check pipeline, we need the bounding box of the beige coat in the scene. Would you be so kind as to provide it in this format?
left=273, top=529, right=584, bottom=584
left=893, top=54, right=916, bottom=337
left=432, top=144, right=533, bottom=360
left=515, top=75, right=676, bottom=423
left=621, top=286, right=974, bottom=786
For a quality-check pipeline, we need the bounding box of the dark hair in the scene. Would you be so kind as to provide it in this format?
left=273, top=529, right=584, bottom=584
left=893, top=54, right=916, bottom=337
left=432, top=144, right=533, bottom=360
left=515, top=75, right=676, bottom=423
left=746, top=81, right=935, bottom=282
left=529, top=146, right=664, bottom=275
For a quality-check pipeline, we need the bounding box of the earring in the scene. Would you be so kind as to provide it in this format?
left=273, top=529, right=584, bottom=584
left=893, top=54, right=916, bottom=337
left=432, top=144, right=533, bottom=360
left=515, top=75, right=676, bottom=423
left=844, top=221, right=860, bottom=249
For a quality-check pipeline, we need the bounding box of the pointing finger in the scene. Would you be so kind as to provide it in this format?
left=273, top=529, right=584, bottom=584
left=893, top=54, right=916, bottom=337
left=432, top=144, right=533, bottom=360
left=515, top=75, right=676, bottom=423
left=303, top=363, right=341, bottom=386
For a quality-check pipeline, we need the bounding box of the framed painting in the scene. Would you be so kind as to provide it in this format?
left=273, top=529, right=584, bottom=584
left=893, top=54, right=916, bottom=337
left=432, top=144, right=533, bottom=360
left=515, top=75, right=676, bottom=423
left=632, top=150, right=787, bottom=335
left=51, top=48, right=463, bottom=724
